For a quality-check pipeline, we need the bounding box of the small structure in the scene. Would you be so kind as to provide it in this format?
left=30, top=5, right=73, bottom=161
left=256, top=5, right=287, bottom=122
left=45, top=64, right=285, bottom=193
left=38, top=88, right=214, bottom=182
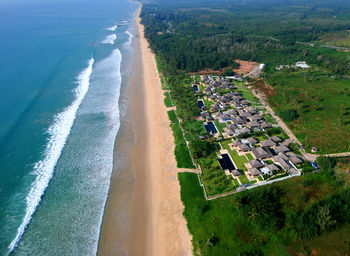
left=295, top=61, right=310, bottom=69
left=252, top=147, right=274, bottom=159
left=248, top=159, right=264, bottom=169
left=250, top=168, right=262, bottom=176
left=247, top=137, right=258, bottom=145
left=289, top=155, right=303, bottom=165
left=247, top=121, right=260, bottom=129
left=270, top=136, right=283, bottom=143
left=275, top=145, right=290, bottom=153
left=260, top=139, right=276, bottom=147
left=261, top=122, right=272, bottom=129
left=266, top=164, right=280, bottom=172
left=231, top=169, right=241, bottom=177
left=273, top=155, right=292, bottom=170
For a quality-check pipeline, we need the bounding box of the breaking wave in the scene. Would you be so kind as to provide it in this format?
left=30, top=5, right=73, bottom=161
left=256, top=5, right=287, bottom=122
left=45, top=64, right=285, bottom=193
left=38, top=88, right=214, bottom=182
left=102, top=34, right=117, bottom=44
left=7, top=58, right=95, bottom=254
left=106, top=25, right=118, bottom=31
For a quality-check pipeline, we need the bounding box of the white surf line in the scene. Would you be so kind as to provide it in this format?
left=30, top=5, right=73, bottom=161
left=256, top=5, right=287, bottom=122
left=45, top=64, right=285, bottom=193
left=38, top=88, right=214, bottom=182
left=102, top=34, right=117, bottom=44
left=123, top=31, right=133, bottom=48
left=7, top=58, right=95, bottom=255
left=106, top=25, right=118, bottom=31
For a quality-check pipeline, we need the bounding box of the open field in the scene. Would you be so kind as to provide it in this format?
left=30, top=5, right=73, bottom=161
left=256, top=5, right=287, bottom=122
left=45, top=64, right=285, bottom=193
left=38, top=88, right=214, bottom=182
left=179, top=162, right=350, bottom=256
left=262, top=71, right=350, bottom=153
left=319, top=30, right=350, bottom=48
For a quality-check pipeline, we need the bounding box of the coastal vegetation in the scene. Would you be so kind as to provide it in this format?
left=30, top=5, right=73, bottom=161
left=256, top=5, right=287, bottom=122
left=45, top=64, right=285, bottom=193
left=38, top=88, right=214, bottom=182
left=139, top=0, right=350, bottom=254
left=141, top=0, right=350, bottom=153
left=163, top=92, right=173, bottom=107
left=265, top=71, right=350, bottom=153
left=179, top=157, right=350, bottom=255
left=167, top=110, right=195, bottom=168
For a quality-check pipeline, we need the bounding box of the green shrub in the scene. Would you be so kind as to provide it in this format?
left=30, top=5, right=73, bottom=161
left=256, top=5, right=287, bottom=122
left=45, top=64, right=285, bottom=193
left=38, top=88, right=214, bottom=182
left=280, top=109, right=299, bottom=122
left=316, top=156, right=336, bottom=172
left=164, top=92, right=173, bottom=107
left=302, top=161, right=314, bottom=173
left=189, top=139, right=217, bottom=159
left=223, top=68, right=235, bottom=76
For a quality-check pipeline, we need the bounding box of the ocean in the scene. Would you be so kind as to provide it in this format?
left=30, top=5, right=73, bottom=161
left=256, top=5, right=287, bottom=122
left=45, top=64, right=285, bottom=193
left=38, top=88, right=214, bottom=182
left=0, top=0, right=139, bottom=255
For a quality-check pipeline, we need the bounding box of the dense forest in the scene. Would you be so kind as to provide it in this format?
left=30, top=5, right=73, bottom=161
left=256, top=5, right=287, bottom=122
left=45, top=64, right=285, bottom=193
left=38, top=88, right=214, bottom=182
left=140, top=0, right=350, bottom=74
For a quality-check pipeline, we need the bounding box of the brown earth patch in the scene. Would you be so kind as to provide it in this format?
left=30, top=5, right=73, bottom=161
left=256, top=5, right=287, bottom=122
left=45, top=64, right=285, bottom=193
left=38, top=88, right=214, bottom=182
left=189, top=59, right=259, bottom=75
left=252, top=79, right=277, bottom=98
left=233, top=60, right=259, bottom=75
left=189, top=68, right=224, bottom=75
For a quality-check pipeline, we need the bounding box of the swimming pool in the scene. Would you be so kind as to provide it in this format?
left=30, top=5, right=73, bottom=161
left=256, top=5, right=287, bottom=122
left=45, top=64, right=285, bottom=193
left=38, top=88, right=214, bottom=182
left=204, top=121, right=218, bottom=134
left=218, top=154, right=235, bottom=171
left=197, top=100, right=205, bottom=109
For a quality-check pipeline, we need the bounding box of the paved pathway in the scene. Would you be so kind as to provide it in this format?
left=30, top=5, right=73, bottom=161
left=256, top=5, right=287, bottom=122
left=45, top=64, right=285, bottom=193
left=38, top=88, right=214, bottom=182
left=325, top=152, right=350, bottom=158
left=178, top=168, right=201, bottom=174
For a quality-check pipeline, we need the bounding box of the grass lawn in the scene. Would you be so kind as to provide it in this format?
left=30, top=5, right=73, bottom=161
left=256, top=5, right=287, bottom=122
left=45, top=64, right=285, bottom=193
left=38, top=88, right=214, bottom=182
left=164, top=92, right=173, bottom=107
left=214, top=120, right=226, bottom=134
left=238, top=89, right=260, bottom=103
left=246, top=153, right=254, bottom=160
left=262, top=112, right=278, bottom=124
left=267, top=71, right=350, bottom=153
left=235, top=83, right=260, bottom=103
left=238, top=173, right=250, bottom=184
left=220, top=140, right=248, bottom=171
left=167, top=110, right=195, bottom=169
left=233, top=178, right=240, bottom=186
left=203, top=98, right=213, bottom=110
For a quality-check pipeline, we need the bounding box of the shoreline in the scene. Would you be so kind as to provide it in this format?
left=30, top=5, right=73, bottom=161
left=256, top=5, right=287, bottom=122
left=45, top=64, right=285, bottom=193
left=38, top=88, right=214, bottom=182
left=130, top=7, right=192, bottom=255
left=98, top=3, right=192, bottom=256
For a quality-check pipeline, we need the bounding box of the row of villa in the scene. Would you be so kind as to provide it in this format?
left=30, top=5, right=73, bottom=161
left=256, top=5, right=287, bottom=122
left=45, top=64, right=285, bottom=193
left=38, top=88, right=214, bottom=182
left=195, top=75, right=304, bottom=186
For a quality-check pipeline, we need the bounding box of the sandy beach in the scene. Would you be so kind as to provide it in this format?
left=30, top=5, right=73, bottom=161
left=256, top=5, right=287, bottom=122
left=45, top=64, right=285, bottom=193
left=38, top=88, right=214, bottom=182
left=98, top=4, right=192, bottom=256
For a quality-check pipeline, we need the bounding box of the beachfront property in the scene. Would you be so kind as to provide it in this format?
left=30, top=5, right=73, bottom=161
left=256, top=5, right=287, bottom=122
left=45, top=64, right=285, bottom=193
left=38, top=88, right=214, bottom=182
left=195, top=75, right=305, bottom=189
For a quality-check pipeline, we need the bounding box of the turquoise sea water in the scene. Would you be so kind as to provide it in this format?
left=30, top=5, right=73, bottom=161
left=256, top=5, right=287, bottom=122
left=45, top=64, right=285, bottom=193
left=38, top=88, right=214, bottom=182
left=0, top=0, right=138, bottom=254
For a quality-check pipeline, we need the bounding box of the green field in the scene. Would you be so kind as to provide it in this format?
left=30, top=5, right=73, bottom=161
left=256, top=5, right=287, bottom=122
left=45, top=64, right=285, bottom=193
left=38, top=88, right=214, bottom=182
left=167, top=110, right=195, bottom=168
left=319, top=30, right=350, bottom=48
left=267, top=71, right=350, bottom=153
left=179, top=161, right=350, bottom=256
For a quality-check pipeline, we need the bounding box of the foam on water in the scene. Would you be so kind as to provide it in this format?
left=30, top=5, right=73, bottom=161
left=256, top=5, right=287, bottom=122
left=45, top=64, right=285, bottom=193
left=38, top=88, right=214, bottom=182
left=102, top=34, right=117, bottom=44
left=123, top=31, right=133, bottom=49
left=106, top=25, right=118, bottom=31
left=90, top=48, right=122, bottom=254
left=7, top=58, right=95, bottom=255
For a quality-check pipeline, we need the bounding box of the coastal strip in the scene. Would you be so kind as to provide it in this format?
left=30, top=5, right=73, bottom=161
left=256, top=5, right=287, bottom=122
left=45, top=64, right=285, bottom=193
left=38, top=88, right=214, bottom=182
left=125, top=6, right=192, bottom=255
left=98, top=4, right=192, bottom=256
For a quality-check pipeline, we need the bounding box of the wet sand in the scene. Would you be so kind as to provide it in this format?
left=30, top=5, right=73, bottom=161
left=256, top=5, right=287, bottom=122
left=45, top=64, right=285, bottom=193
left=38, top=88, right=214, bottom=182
left=98, top=4, right=192, bottom=256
